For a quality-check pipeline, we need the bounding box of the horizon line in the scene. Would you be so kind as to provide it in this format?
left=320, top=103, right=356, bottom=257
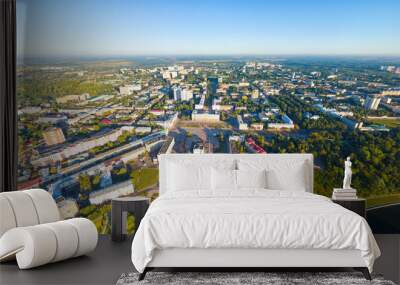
left=18, top=53, right=400, bottom=60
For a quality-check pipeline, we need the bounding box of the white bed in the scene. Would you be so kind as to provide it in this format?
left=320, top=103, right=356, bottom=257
left=131, top=154, right=380, bottom=280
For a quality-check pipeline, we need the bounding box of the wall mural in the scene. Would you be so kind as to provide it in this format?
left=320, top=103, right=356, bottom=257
left=16, top=0, right=400, bottom=234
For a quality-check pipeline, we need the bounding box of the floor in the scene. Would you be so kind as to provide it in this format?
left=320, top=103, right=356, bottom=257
left=1, top=235, right=399, bottom=285
left=0, top=235, right=134, bottom=285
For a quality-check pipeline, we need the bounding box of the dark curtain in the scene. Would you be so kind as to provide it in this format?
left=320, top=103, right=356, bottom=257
left=0, top=0, right=17, bottom=192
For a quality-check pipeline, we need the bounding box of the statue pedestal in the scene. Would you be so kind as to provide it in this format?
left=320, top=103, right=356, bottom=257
left=332, top=188, right=358, bottom=200
left=334, top=188, right=356, bottom=192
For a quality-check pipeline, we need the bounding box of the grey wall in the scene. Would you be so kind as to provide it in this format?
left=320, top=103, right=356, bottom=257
left=374, top=234, right=400, bottom=284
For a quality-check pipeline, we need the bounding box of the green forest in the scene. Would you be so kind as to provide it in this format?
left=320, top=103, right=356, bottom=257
left=17, top=78, right=114, bottom=105
left=255, top=129, right=400, bottom=206
left=251, top=94, right=400, bottom=205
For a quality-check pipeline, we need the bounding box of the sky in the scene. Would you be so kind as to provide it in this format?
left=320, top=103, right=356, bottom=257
left=16, top=0, right=400, bottom=58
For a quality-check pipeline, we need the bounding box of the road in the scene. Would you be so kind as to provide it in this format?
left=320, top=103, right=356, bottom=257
left=367, top=204, right=400, bottom=234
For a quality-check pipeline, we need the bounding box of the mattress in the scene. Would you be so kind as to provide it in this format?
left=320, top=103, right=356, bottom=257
left=131, top=190, right=380, bottom=273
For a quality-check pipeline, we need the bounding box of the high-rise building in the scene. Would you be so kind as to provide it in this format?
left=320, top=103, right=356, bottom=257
left=365, top=96, right=381, bottom=110
left=43, top=128, right=66, bottom=146
left=195, top=93, right=206, bottom=110
left=172, top=86, right=181, bottom=101
left=181, top=89, right=193, bottom=101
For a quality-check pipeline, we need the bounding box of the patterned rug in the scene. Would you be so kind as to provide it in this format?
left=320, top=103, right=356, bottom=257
left=116, top=271, right=395, bottom=285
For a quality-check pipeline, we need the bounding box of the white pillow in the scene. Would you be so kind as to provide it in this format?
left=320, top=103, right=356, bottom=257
left=237, top=159, right=308, bottom=191
left=266, top=167, right=307, bottom=191
left=211, top=168, right=237, bottom=191
left=168, top=162, right=211, bottom=191
left=166, top=159, right=237, bottom=193
left=236, top=169, right=267, bottom=189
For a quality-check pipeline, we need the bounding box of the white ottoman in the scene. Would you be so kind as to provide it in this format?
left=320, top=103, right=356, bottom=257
left=0, top=218, right=98, bottom=269
left=0, top=189, right=98, bottom=269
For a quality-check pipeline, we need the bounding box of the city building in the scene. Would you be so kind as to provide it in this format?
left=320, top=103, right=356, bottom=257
left=89, top=180, right=134, bottom=205
left=381, top=102, right=400, bottom=114
left=245, top=137, right=266, bottom=154
left=100, top=118, right=113, bottom=125
left=195, top=93, right=206, bottom=110
left=215, top=104, right=233, bottom=111
left=268, top=115, right=295, bottom=129
left=266, top=88, right=281, bottom=95
left=192, top=143, right=205, bottom=154
left=229, top=135, right=245, bottom=143
left=250, top=122, right=264, bottom=130
left=360, top=124, right=390, bottom=132
left=100, top=168, right=113, bottom=188
left=38, top=114, right=68, bottom=124
left=18, top=106, right=42, bottom=115
left=235, top=106, right=247, bottom=111
left=228, top=135, right=245, bottom=154
left=162, top=71, right=171, bottom=80
left=382, top=97, right=392, bottom=104
left=17, top=177, right=41, bottom=190
left=119, top=85, right=141, bottom=96
left=32, top=126, right=136, bottom=167
left=56, top=198, right=79, bottom=219
left=43, top=127, right=66, bottom=146
left=237, top=115, right=248, bottom=130
left=154, top=112, right=179, bottom=130
left=315, top=104, right=362, bottom=130
left=149, top=109, right=165, bottom=116
left=88, top=94, right=114, bottom=103
left=191, top=111, right=220, bottom=122
left=282, top=114, right=294, bottom=125
left=268, top=122, right=295, bottom=129
left=181, top=88, right=193, bottom=101
left=135, top=127, right=152, bottom=134
left=172, top=86, right=182, bottom=101
left=158, top=137, right=175, bottom=155
left=251, top=89, right=260, bottom=99
left=56, top=93, right=90, bottom=104
left=258, top=112, right=271, bottom=122
left=365, top=96, right=381, bottom=110
left=382, top=88, right=400, bottom=96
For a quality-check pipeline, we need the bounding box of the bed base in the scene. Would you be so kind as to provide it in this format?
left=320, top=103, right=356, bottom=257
left=138, top=268, right=149, bottom=281
left=138, top=248, right=372, bottom=281
left=354, top=267, right=372, bottom=280
left=138, top=267, right=371, bottom=281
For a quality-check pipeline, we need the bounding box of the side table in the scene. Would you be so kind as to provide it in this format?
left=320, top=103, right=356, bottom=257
left=111, top=196, right=150, bottom=242
left=332, top=198, right=366, bottom=218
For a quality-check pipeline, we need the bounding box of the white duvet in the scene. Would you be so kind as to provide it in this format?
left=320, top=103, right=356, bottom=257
left=131, top=190, right=380, bottom=273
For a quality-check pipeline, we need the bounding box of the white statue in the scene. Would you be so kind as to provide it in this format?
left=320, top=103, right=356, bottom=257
left=343, top=157, right=352, bottom=189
